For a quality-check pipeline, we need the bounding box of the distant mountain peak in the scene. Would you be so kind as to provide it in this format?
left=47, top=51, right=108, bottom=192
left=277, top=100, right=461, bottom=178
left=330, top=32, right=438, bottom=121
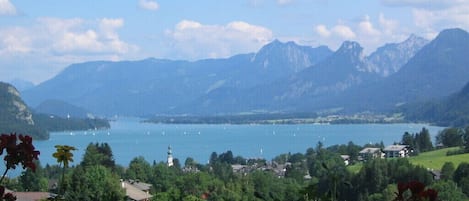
left=438, top=28, right=468, bottom=37
left=402, top=34, right=427, bottom=46
left=336, top=41, right=364, bottom=58
left=335, top=41, right=366, bottom=68
left=251, top=39, right=332, bottom=73
left=430, top=28, right=469, bottom=47
left=366, top=34, right=428, bottom=77
left=0, top=82, right=35, bottom=125
left=339, top=41, right=362, bottom=50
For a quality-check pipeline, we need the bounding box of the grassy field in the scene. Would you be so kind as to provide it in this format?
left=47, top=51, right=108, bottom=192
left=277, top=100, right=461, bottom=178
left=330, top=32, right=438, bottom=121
left=408, top=147, right=469, bottom=170
left=347, top=147, right=469, bottom=173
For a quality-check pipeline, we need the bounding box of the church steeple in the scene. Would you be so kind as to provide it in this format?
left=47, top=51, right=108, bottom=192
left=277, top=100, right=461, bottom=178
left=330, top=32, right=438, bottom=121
left=167, top=145, right=174, bottom=167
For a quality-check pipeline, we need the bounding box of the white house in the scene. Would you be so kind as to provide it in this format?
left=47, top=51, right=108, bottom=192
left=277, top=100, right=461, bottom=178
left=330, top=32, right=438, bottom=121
left=358, top=147, right=383, bottom=161
left=383, top=145, right=410, bottom=158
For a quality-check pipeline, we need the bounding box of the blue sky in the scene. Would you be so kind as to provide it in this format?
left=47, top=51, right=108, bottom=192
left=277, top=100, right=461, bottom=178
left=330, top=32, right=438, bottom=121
left=1, top=0, right=469, bottom=84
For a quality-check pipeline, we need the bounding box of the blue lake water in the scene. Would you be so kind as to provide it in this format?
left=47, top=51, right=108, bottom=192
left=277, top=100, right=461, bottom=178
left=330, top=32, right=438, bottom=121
left=27, top=118, right=445, bottom=169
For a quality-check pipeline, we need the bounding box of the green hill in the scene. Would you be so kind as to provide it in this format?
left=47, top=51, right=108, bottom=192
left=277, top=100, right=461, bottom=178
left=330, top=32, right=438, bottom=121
left=347, top=147, right=468, bottom=173
left=408, top=147, right=469, bottom=170
left=1, top=82, right=110, bottom=140
left=0, top=82, right=48, bottom=139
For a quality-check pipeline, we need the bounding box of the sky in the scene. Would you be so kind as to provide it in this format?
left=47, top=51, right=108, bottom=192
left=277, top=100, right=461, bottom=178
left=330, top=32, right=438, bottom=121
left=1, top=0, right=469, bottom=84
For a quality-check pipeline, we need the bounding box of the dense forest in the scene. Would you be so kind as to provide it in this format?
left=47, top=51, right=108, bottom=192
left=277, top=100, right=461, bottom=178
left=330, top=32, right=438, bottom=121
left=3, top=127, right=469, bottom=201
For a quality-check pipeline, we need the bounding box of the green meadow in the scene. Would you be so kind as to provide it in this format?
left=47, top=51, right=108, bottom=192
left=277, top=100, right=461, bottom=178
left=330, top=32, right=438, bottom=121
left=347, top=147, right=469, bottom=173
left=408, top=147, right=469, bottom=170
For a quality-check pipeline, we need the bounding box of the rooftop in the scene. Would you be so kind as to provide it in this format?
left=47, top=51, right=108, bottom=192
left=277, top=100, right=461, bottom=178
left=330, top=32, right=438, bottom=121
left=359, top=147, right=381, bottom=153
left=383, top=145, right=408, bottom=151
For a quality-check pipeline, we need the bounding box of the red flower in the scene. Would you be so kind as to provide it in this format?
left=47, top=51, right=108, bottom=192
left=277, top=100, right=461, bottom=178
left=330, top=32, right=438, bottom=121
left=423, top=189, right=438, bottom=201
left=408, top=180, right=425, bottom=195
left=2, top=192, right=16, bottom=201
left=0, top=133, right=40, bottom=172
left=394, top=182, right=409, bottom=200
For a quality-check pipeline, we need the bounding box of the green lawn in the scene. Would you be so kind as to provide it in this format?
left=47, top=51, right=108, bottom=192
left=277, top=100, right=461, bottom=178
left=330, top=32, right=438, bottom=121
left=408, top=147, right=469, bottom=170
left=347, top=147, right=469, bottom=173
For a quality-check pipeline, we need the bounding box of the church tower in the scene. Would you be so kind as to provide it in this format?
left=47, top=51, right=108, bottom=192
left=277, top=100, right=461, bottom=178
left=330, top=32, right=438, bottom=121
left=167, top=145, right=174, bottom=167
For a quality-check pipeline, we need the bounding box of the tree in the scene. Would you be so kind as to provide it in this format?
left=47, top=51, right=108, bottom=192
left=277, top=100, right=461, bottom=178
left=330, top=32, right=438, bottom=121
left=126, top=156, right=152, bottom=182
left=454, top=162, right=469, bottom=197
left=218, top=150, right=234, bottom=164
left=402, top=132, right=414, bottom=147
left=464, top=126, right=469, bottom=152
left=436, top=128, right=463, bottom=147
left=81, top=143, right=115, bottom=169
left=52, top=144, right=76, bottom=197
left=430, top=180, right=468, bottom=201
left=440, top=162, right=455, bottom=180
left=18, top=161, right=48, bottom=192
left=416, top=127, right=433, bottom=152
left=66, top=165, right=125, bottom=201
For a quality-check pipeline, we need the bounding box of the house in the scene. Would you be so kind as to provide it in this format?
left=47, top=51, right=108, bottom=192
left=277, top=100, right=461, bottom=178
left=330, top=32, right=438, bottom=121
left=121, top=179, right=152, bottom=201
left=383, top=145, right=410, bottom=158
left=430, top=170, right=441, bottom=180
left=340, top=155, right=350, bottom=166
left=358, top=147, right=383, bottom=161
left=4, top=189, right=53, bottom=201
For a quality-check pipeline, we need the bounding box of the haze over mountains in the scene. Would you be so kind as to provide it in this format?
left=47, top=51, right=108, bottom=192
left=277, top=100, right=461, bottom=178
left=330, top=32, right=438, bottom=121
left=21, top=28, right=469, bottom=118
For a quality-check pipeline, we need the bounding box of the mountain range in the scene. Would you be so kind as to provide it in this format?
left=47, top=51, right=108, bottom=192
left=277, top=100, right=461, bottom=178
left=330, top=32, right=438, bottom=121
left=402, top=81, right=469, bottom=127
left=0, top=82, right=47, bottom=139
left=20, top=28, right=469, bottom=119
left=0, top=82, right=109, bottom=139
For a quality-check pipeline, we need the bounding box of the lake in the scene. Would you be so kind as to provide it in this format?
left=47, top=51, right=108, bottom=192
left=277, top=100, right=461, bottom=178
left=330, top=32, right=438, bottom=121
left=26, top=118, right=445, bottom=169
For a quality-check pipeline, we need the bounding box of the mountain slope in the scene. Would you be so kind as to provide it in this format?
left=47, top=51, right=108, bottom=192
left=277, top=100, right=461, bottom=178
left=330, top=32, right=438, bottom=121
left=336, top=28, right=469, bottom=112
left=0, top=82, right=48, bottom=139
left=35, top=99, right=91, bottom=119
left=182, top=41, right=381, bottom=114
left=367, top=34, right=428, bottom=77
left=23, top=40, right=332, bottom=116
left=402, top=81, right=469, bottom=127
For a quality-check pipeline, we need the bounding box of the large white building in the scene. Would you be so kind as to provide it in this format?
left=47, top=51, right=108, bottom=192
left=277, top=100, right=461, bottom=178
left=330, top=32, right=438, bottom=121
left=383, top=145, right=410, bottom=158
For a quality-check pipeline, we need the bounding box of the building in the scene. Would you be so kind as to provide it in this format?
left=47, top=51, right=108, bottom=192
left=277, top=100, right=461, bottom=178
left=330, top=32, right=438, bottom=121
left=4, top=189, right=53, bottom=201
left=167, top=145, right=174, bottom=167
left=358, top=147, right=383, bottom=161
left=340, top=155, right=350, bottom=166
left=383, top=145, right=410, bottom=158
left=121, top=179, right=152, bottom=201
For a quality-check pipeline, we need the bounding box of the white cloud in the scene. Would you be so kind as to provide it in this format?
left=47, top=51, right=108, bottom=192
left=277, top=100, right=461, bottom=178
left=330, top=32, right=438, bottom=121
left=139, top=0, right=159, bottom=11
left=331, top=25, right=356, bottom=39
left=33, top=17, right=137, bottom=55
left=315, top=25, right=331, bottom=37
left=313, top=15, right=412, bottom=53
left=166, top=20, right=273, bottom=59
left=382, top=0, right=469, bottom=37
left=0, top=27, right=31, bottom=54
left=0, top=0, right=16, bottom=16
left=314, top=24, right=356, bottom=40
left=358, top=15, right=381, bottom=37
left=378, top=13, right=399, bottom=35
left=0, top=17, right=139, bottom=83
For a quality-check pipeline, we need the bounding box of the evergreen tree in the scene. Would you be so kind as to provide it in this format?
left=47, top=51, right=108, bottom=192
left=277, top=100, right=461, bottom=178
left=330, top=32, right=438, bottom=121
left=441, top=162, right=455, bottom=180
left=81, top=143, right=116, bottom=169
left=126, top=156, right=152, bottom=182
left=65, top=165, right=125, bottom=201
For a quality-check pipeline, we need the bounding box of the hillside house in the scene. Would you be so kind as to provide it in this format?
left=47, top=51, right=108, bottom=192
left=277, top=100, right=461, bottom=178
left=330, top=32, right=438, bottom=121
left=358, top=147, right=383, bottom=161
left=383, top=145, right=410, bottom=158
left=340, top=155, right=350, bottom=165
left=4, top=189, right=53, bottom=201
left=121, top=179, right=152, bottom=201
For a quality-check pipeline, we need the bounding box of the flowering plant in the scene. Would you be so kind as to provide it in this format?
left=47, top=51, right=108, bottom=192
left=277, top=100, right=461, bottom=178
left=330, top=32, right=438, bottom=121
left=394, top=181, right=438, bottom=201
left=0, top=133, right=40, bottom=201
